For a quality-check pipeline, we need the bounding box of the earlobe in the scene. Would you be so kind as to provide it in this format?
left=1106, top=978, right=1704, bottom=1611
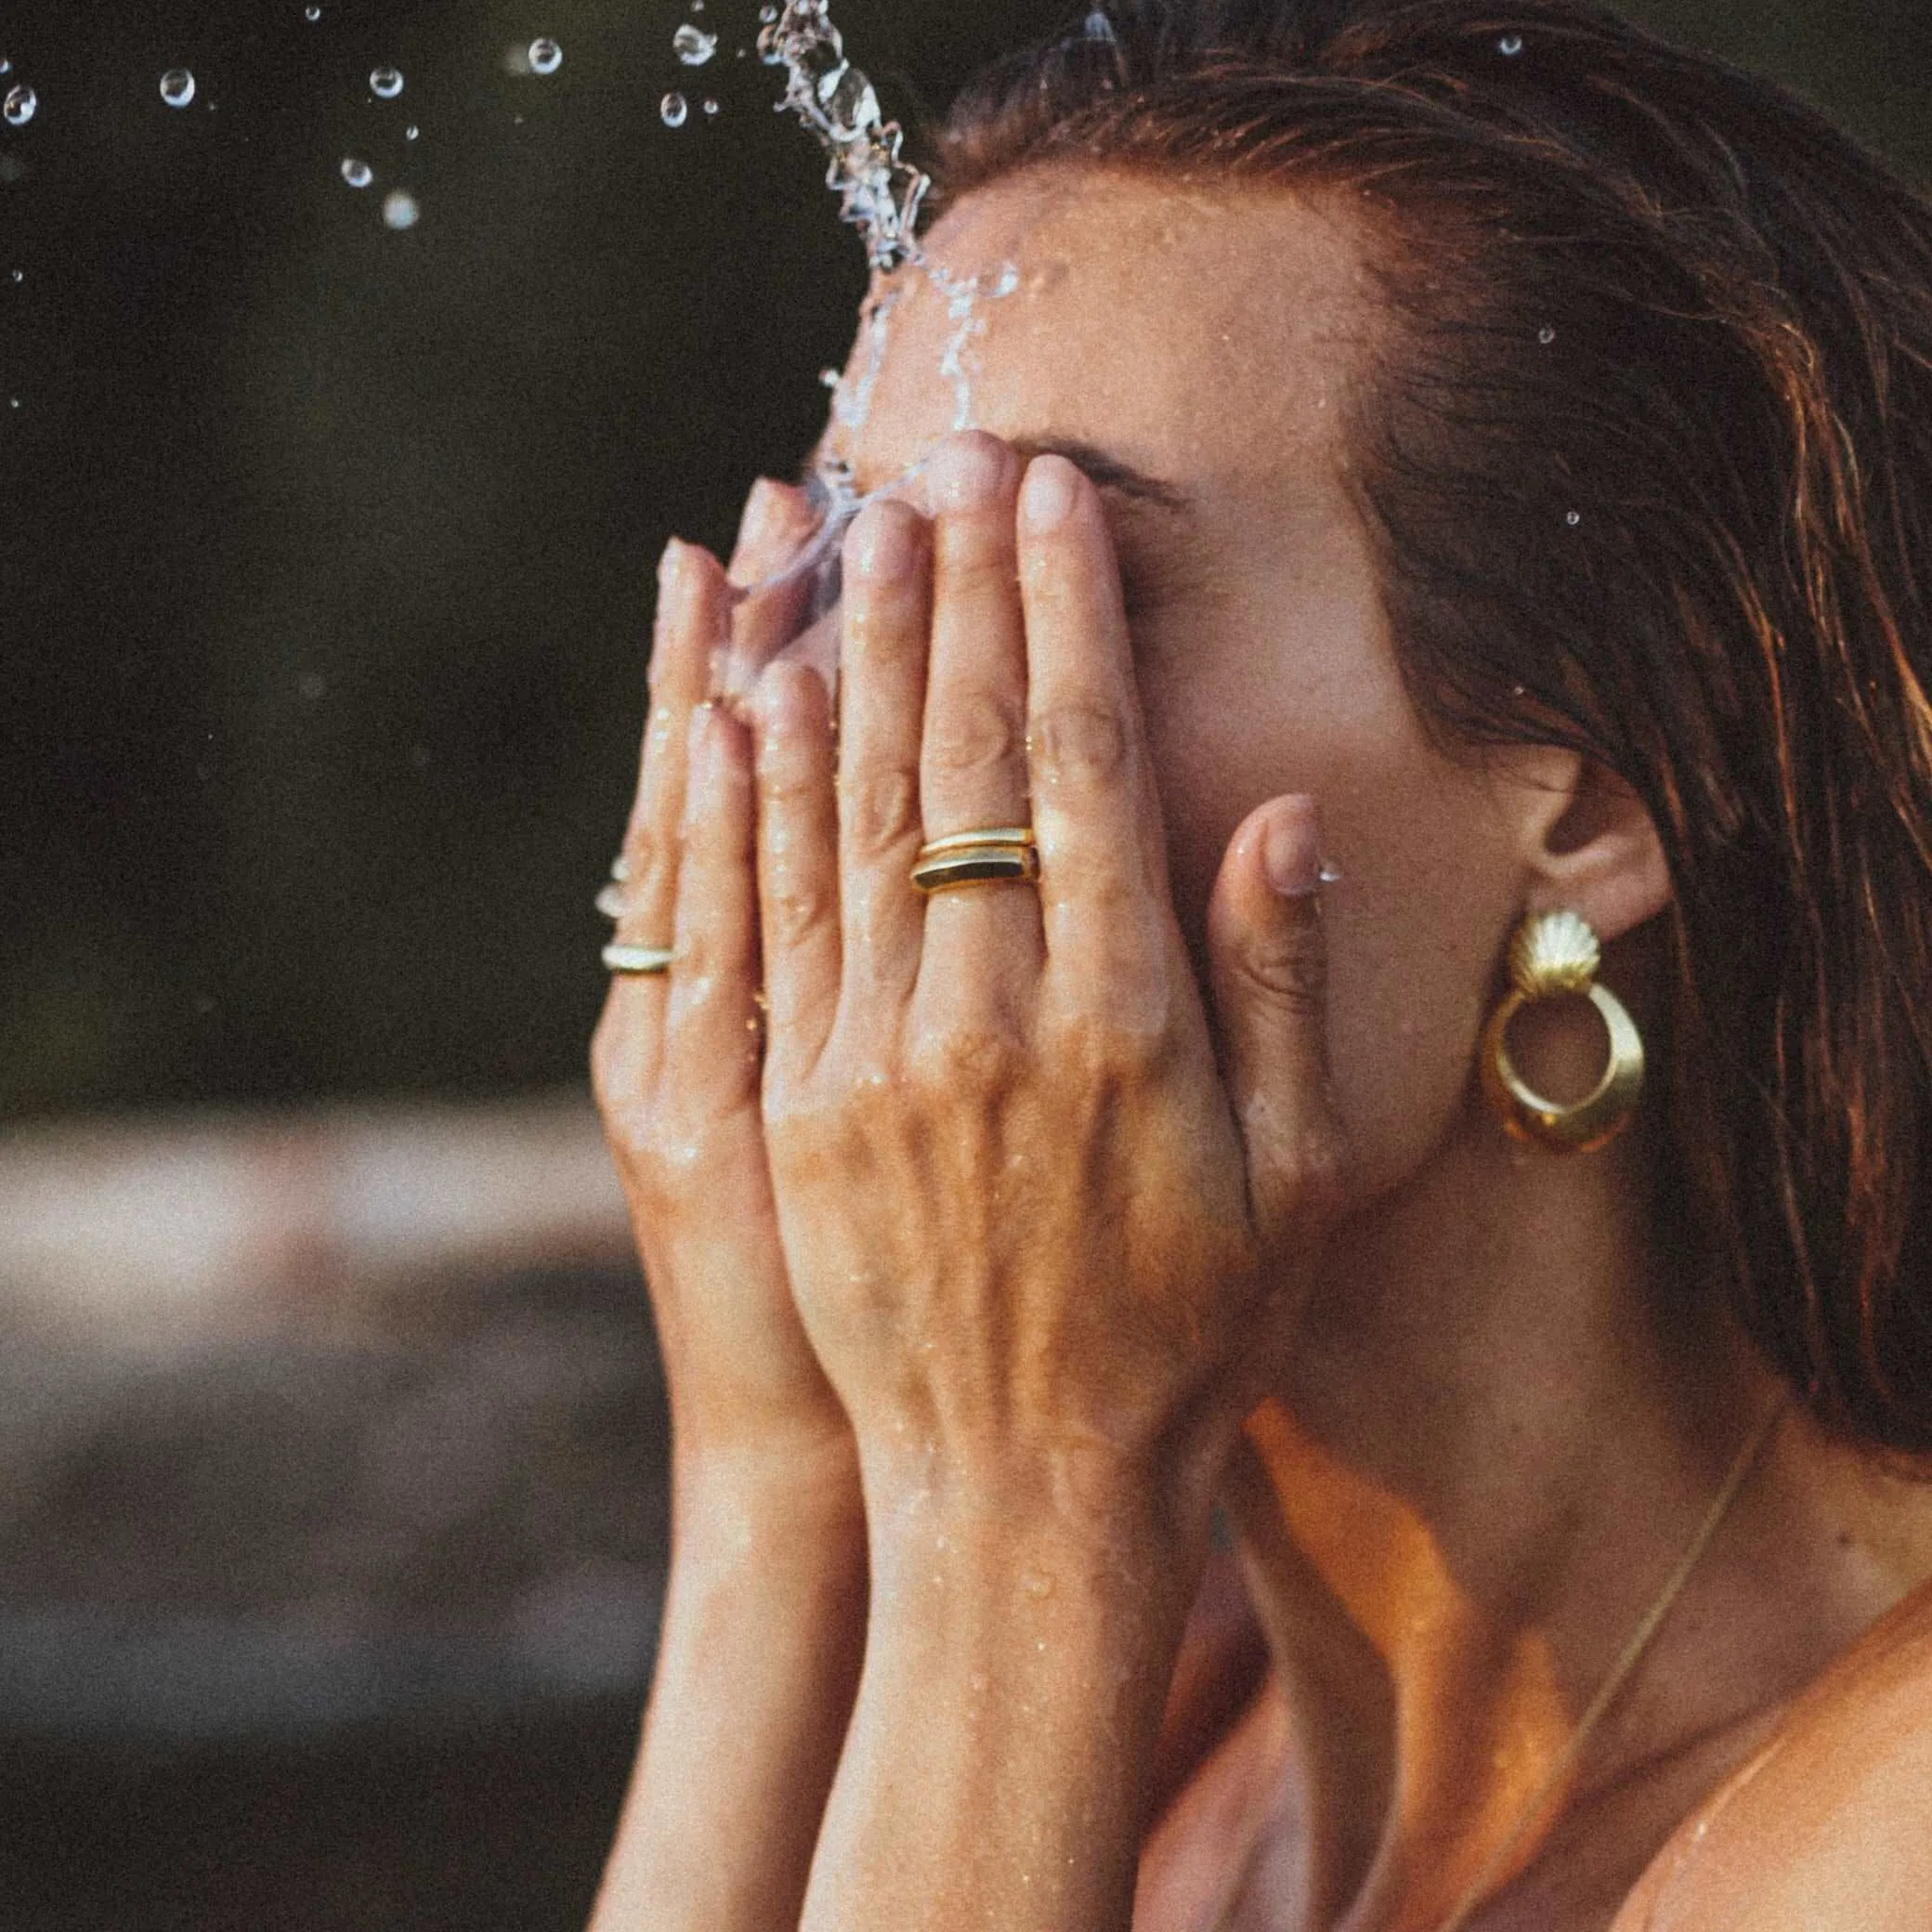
left=1505, top=749, right=1673, bottom=945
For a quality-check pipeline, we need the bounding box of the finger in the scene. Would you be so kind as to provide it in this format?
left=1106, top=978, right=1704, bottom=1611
left=719, top=478, right=822, bottom=707
left=753, top=659, right=843, bottom=1081
left=599, top=540, right=733, bottom=1090
left=662, top=702, right=765, bottom=1113
left=835, top=498, right=932, bottom=1026
left=1205, top=796, right=1348, bottom=1246
left=1017, top=454, right=1178, bottom=1012
left=914, top=434, right=1043, bottom=1016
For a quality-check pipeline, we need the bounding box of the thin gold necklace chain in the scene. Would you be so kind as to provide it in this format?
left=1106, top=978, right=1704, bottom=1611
left=1432, top=1394, right=1791, bottom=1932
left=1201, top=1395, right=1790, bottom=1932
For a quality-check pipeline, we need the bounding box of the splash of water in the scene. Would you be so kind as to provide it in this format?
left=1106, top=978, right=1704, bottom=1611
left=715, top=0, right=1031, bottom=711
left=756, top=1, right=927, bottom=272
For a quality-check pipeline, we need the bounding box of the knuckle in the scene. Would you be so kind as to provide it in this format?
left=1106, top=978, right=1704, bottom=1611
left=755, top=756, right=821, bottom=810
left=842, top=763, right=922, bottom=861
left=936, top=538, right=1019, bottom=610
left=924, top=690, right=1025, bottom=783
left=593, top=1068, right=662, bottom=1167
left=1029, top=700, right=1133, bottom=793
left=1234, top=933, right=1327, bottom=1016
left=1044, top=1007, right=1166, bottom=1086
left=669, top=925, right=717, bottom=986
left=910, top=1022, right=1022, bottom=1094
left=622, top=824, right=675, bottom=910
left=768, top=876, right=835, bottom=948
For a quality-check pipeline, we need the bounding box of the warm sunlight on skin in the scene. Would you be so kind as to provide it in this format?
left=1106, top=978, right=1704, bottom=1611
left=1242, top=1397, right=1573, bottom=1925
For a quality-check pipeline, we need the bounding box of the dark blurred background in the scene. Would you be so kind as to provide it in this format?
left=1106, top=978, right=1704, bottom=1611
left=1, top=1, right=1927, bottom=1926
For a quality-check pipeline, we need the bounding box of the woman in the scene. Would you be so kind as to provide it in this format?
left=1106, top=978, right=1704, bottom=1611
left=588, top=2, right=1932, bottom=1925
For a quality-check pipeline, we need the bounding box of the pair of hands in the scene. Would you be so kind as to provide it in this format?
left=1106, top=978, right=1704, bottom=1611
left=593, top=432, right=1348, bottom=1531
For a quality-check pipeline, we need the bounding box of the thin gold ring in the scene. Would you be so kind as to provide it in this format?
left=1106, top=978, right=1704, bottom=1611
left=603, top=943, right=676, bottom=976
left=917, top=826, right=1038, bottom=857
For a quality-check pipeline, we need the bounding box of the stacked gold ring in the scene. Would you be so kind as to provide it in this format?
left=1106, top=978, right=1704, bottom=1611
left=603, top=943, right=676, bottom=975
left=910, top=826, right=1040, bottom=895
left=598, top=855, right=676, bottom=974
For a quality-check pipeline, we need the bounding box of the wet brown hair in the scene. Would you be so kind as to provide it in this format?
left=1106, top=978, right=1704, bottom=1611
left=934, top=0, right=1932, bottom=1453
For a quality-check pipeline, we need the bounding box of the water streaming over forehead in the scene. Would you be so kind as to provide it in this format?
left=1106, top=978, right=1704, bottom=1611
left=755, top=0, right=1033, bottom=447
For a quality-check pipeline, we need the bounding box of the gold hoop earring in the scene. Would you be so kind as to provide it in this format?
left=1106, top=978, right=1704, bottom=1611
left=1480, top=910, right=1644, bottom=1154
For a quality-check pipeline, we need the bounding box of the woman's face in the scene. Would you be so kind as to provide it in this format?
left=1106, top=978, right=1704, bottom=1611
left=824, top=170, right=1540, bottom=1194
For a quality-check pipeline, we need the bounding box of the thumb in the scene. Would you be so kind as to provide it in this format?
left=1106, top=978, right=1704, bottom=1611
left=1205, top=795, right=1348, bottom=1247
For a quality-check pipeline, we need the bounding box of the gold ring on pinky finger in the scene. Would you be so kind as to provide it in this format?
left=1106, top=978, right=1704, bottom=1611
left=603, top=943, right=676, bottom=975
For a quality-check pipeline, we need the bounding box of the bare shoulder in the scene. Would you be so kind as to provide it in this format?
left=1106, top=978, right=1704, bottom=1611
left=1612, top=1580, right=1932, bottom=1931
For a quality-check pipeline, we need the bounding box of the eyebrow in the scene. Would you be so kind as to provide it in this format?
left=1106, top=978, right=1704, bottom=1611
left=1009, top=438, right=1192, bottom=514
left=803, top=438, right=1192, bottom=515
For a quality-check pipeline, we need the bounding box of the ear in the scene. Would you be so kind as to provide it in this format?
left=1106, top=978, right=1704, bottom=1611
left=1495, top=747, right=1673, bottom=944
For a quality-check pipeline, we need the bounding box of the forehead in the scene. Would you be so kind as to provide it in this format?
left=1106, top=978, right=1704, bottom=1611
left=840, top=167, right=1377, bottom=496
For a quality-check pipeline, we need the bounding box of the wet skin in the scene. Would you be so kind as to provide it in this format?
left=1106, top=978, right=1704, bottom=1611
left=590, top=168, right=1932, bottom=1932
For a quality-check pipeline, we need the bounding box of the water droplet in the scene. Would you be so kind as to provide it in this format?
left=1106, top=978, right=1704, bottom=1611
left=1084, top=7, right=1116, bottom=41
left=4, top=84, right=37, bottom=127
left=702, top=97, right=719, bottom=116
left=819, top=367, right=840, bottom=388
left=660, top=90, right=688, bottom=127
left=1021, top=1570, right=1055, bottom=1599
left=528, top=36, right=562, bottom=75
left=1499, top=33, right=1524, bottom=56
left=1318, top=862, right=1344, bottom=886
left=341, top=156, right=372, bottom=188
left=9, top=268, right=20, bottom=282
left=370, top=66, right=404, bottom=98
left=1566, top=509, right=1582, bottom=527
left=299, top=672, right=327, bottom=700
left=1537, top=324, right=1556, bottom=346
left=304, top=5, right=320, bottom=18
left=0, top=59, right=10, bottom=75
left=383, top=189, right=419, bottom=229
left=404, top=124, right=419, bottom=140
left=159, top=68, right=196, bottom=108
left=759, top=5, right=777, bottom=20
left=672, top=24, right=718, bottom=65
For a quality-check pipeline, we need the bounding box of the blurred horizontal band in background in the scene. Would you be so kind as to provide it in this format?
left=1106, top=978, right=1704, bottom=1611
left=0, top=1095, right=663, bottom=1928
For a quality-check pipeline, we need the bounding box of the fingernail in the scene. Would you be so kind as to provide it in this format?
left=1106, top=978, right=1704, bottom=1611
left=738, top=479, right=784, bottom=553
left=658, top=536, right=686, bottom=589
left=847, top=499, right=919, bottom=581
left=1262, top=797, right=1323, bottom=897
left=1021, top=455, right=1079, bottom=532
left=929, top=435, right=1014, bottom=514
